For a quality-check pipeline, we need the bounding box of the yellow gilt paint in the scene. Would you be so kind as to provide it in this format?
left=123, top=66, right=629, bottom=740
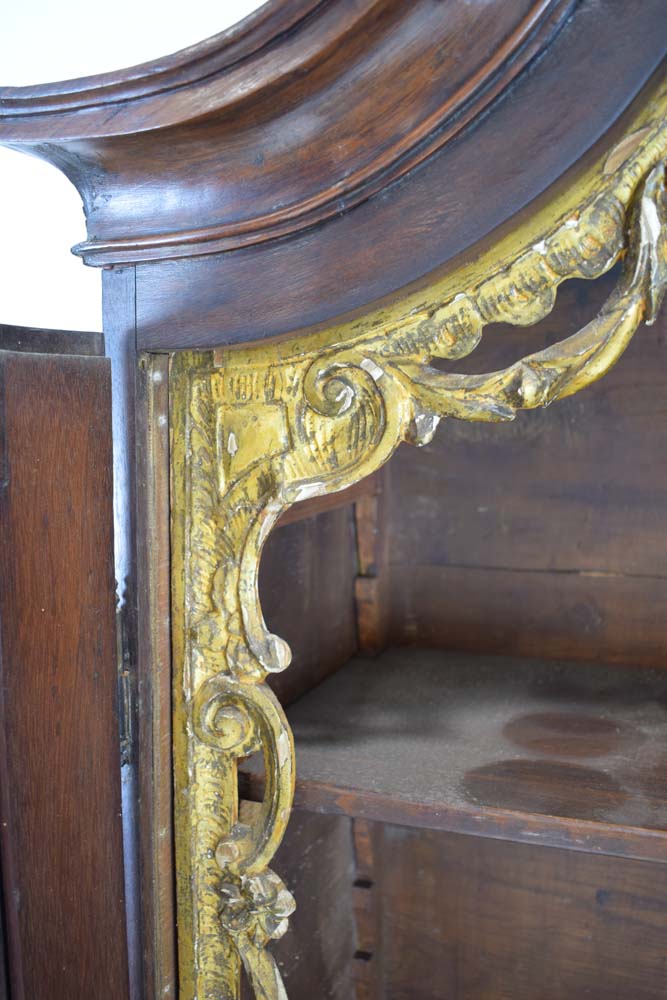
left=170, top=80, right=667, bottom=1000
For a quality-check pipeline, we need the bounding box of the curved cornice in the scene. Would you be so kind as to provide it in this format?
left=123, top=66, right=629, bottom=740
left=1, top=0, right=665, bottom=291
left=221, top=78, right=667, bottom=368
left=0, top=0, right=322, bottom=125
left=0, top=0, right=577, bottom=265
left=74, top=0, right=574, bottom=265
left=0, top=0, right=570, bottom=135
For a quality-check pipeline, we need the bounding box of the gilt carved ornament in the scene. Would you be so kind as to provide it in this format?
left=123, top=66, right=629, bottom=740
left=170, top=82, right=667, bottom=999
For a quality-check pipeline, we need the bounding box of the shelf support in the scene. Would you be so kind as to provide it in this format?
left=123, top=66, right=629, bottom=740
left=170, top=95, right=667, bottom=999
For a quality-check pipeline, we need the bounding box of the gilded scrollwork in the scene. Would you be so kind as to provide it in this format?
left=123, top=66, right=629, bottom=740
left=171, top=85, right=667, bottom=1000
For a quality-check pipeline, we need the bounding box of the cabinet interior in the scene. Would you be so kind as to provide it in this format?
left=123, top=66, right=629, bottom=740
left=245, top=268, right=667, bottom=998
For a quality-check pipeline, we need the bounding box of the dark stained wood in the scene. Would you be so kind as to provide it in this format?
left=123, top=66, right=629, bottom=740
left=133, top=52, right=667, bottom=350
left=0, top=0, right=574, bottom=262
left=0, top=0, right=322, bottom=121
left=271, top=474, right=387, bottom=662
left=0, top=897, right=7, bottom=1000
left=384, top=271, right=667, bottom=666
left=2, top=5, right=666, bottom=349
left=350, top=819, right=382, bottom=1000
left=83, top=0, right=575, bottom=267
left=387, top=271, right=666, bottom=575
left=260, top=507, right=358, bottom=705
left=0, top=322, right=104, bottom=356
left=354, top=474, right=390, bottom=654
left=239, top=807, right=357, bottom=1000
left=3, top=3, right=667, bottom=993
left=246, top=806, right=667, bottom=999
left=135, top=353, right=176, bottom=998
left=240, top=649, right=667, bottom=864
left=0, top=351, right=129, bottom=999
left=389, top=564, right=667, bottom=669
left=373, top=823, right=667, bottom=999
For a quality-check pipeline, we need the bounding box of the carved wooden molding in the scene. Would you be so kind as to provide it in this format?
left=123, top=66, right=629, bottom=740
left=0, top=0, right=575, bottom=265
left=170, top=85, right=667, bottom=998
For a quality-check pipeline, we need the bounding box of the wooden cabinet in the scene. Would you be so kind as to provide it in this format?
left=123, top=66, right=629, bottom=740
left=1, top=3, right=667, bottom=997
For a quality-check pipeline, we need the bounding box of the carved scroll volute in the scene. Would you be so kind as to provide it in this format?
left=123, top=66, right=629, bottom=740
left=170, top=94, right=667, bottom=1000
left=171, top=360, right=298, bottom=1000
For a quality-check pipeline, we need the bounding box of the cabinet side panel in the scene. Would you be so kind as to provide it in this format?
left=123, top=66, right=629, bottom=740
left=375, top=824, right=667, bottom=999
left=0, top=352, right=130, bottom=999
left=386, top=273, right=667, bottom=666
left=261, top=508, right=359, bottom=706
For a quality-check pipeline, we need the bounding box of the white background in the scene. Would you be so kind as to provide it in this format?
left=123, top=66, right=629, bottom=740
left=0, top=1, right=264, bottom=331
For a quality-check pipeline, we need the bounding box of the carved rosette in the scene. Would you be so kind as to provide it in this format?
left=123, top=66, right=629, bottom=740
left=171, top=90, right=667, bottom=1000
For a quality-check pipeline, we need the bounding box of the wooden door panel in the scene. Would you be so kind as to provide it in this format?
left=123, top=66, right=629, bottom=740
left=0, top=349, right=129, bottom=999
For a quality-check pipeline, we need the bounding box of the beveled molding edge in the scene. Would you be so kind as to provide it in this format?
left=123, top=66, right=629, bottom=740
left=0, top=0, right=568, bottom=132
left=170, top=91, right=667, bottom=999
left=0, top=0, right=576, bottom=268
left=67, top=0, right=572, bottom=266
left=0, top=0, right=321, bottom=116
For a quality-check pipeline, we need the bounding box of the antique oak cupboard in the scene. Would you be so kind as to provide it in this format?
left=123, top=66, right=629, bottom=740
left=1, top=2, right=667, bottom=998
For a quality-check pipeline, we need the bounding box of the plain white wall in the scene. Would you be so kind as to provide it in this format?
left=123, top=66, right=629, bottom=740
left=0, top=1, right=264, bottom=331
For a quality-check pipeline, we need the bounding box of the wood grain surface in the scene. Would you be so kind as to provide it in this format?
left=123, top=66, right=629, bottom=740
left=3, top=3, right=666, bottom=350
left=241, top=648, right=667, bottom=864
left=0, top=351, right=129, bottom=998
left=0, top=0, right=575, bottom=261
left=240, top=809, right=357, bottom=1000
left=0, top=323, right=103, bottom=356
left=136, top=353, right=176, bottom=998
left=261, top=507, right=359, bottom=706
left=242, top=809, right=667, bottom=999
left=374, top=823, right=667, bottom=999
left=385, top=271, right=667, bottom=667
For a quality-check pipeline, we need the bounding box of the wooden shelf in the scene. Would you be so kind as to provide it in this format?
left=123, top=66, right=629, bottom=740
left=241, top=649, right=667, bottom=863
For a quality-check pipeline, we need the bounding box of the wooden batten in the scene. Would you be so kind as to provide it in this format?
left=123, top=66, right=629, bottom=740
left=354, top=474, right=391, bottom=656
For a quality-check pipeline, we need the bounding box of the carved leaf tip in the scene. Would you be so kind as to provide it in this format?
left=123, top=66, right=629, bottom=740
left=638, top=161, right=667, bottom=323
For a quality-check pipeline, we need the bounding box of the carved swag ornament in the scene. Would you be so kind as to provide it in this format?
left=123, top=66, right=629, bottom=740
left=170, top=86, right=667, bottom=999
